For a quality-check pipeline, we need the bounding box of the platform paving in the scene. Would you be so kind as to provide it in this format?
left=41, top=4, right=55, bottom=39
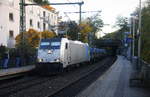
left=0, top=65, right=35, bottom=77
left=77, top=56, right=150, bottom=97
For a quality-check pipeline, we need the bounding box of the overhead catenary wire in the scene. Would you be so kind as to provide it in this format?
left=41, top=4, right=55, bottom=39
left=64, top=10, right=101, bottom=14
left=66, top=0, right=78, bottom=9
left=62, top=0, right=83, bottom=23
left=64, top=12, right=72, bottom=21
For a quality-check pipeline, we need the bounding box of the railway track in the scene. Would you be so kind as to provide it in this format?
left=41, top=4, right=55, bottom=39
left=0, top=56, right=116, bottom=97
left=49, top=56, right=116, bottom=97
left=0, top=76, right=38, bottom=89
left=0, top=76, right=55, bottom=97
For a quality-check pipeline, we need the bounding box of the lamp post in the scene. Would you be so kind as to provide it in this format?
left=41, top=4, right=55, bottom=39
left=130, top=14, right=137, bottom=57
left=129, top=17, right=132, bottom=59
left=132, top=17, right=135, bottom=57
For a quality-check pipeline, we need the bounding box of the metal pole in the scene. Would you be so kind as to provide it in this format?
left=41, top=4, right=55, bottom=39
left=20, top=0, right=26, bottom=65
left=78, top=4, right=82, bottom=40
left=79, top=4, right=82, bottom=24
left=20, top=0, right=26, bottom=34
left=129, top=18, right=132, bottom=59
left=138, top=0, right=142, bottom=59
left=133, top=17, right=135, bottom=57
left=137, top=0, right=142, bottom=68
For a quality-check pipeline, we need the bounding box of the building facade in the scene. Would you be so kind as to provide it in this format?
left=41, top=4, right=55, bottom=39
left=0, top=0, right=58, bottom=48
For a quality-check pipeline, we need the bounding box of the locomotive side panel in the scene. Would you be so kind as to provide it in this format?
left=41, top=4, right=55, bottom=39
left=67, top=41, right=87, bottom=66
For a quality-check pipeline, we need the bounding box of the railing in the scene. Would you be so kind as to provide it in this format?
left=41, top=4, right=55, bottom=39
left=139, top=59, right=150, bottom=81
left=131, top=56, right=150, bottom=83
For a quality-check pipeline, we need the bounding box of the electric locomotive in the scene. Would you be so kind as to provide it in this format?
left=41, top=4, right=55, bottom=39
left=36, top=38, right=90, bottom=74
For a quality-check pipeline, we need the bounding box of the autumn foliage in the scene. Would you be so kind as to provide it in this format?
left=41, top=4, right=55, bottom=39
left=15, top=29, right=56, bottom=48
left=79, top=23, right=93, bottom=42
left=42, top=5, right=55, bottom=11
left=40, top=30, right=56, bottom=39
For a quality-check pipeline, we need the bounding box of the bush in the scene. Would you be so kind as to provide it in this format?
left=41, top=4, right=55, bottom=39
left=0, top=45, right=8, bottom=59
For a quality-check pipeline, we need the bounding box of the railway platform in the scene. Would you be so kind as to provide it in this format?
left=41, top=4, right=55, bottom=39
left=77, top=56, right=150, bottom=97
left=0, top=65, right=35, bottom=80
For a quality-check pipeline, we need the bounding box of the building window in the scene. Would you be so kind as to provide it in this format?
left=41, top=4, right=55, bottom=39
left=9, top=13, right=14, bottom=21
left=9, top=30, right=14, bottom=38
left=43, top=11, right=46, bottom=17
left=43, top=23, right=46, bottom=31
left=37, top=22, right=40, bottom=29
left=30, top=19, right=33, bottom=27
left=37, top=10, right=40, bottom=16
left=30, top=6, right=34, bottom=14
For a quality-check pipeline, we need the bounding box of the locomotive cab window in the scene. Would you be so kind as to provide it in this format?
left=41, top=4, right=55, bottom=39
left=41, top=42, right=50, bottom=46
left=40, top=41, right=61, bottom=49
left=40, top=42, right=50, bottom=49
left=51, top=42, right=61, bottom=47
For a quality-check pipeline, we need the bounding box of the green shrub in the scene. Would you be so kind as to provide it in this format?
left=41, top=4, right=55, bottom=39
left=0, top=45, right=8, bottom=59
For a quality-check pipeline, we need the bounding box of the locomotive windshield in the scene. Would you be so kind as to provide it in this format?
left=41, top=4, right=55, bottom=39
left=41, top=42, right=50, bottom=46
left=51, top=42, right=61, bottom=47
left=39, top=39, right=61, bottom=49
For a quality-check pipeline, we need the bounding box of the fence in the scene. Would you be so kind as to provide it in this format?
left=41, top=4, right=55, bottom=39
left=139, top=59, right=150, bottom=81
left=0, top=57, right=36, bottom=69
left=130, top=56, right=150, bottom=86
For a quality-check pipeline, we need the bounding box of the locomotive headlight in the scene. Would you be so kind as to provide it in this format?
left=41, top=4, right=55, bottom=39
left=55, top=58, right=60, bottom=62
left=48, top=50, right=52, bottom=54
left=38, top=59, right=43, bottom=62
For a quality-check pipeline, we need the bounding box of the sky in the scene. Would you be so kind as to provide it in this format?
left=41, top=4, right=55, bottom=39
left=49, top=0, right=145, bottom=37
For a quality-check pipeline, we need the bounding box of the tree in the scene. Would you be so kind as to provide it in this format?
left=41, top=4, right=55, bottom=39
left=67, top=21, right=80, bottom=40
left=41, top=30, right=56, bottom=39
left=16, top=29, right=40, bottom=48
left=116, top=16, right=129, bottom=32
left=125, top=0, right=150, bottom=63
left=57, top=13, right=103, bottom=43
left=116, top=16, right=130, bottom=40
left=104, top=16, right=130, bottom=40
left=42, top=5, right=55, bottom=11
left=78, top=13, right=103, bottom=43
left=140, top=0, right=150, bottom=63
left=0, top=45, right=8, bottom=59
left=33, top=0, right=49, bottom=4
left=87, top=13, right=104, bottom=33
left=16, top=29, right=56, bottom=48
left=103, top=32, right=116, bottom=39
left=15, top=29, right=56, bottom=64
left=58, top=21, right=80, bottom=40
left=79, top=23, right=93, bottom=42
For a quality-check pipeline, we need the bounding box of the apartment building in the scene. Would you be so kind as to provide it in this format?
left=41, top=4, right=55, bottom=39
left=0, top=0, right=58, bottom=48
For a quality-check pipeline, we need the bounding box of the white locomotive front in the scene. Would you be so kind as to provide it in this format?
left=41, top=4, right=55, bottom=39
left=37, top=38, right=61, bottom=63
